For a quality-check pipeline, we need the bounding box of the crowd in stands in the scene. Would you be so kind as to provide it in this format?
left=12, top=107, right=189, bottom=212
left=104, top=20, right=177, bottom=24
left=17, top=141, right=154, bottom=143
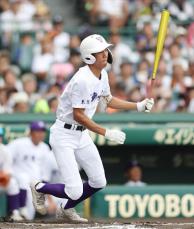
left=0, top=0, right=194, bottom=114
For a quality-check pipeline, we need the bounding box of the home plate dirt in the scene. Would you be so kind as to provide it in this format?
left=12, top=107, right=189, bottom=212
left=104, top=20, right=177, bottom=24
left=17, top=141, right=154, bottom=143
left=1, top=219, right=194, bottom=229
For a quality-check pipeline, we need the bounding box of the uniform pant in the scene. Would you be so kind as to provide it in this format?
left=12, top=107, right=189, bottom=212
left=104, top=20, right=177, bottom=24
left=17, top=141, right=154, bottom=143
left=49, top=119, right=106, bottom=200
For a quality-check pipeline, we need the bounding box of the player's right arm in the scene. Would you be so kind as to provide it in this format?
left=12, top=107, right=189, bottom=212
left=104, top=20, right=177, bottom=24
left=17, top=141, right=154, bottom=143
left=73, top=108, right=125, bottom=144
left=73, top=108, right=106, bottom=136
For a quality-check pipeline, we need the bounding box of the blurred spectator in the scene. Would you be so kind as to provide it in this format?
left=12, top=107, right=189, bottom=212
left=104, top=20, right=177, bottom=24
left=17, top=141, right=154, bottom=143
left=166, top=42, right=189, bottom=75
left=169, top=64, right=189, bottom=111
left=136, top=21, right=156, bottom=53
left=47, top=95, right=58, bottom=113
left=168, top=0, right=194, bottom=22
left=47, top=15, right=70, bottom=62
left=109, top=31, right=140, bottom=74
left=21, top=73, right=40, bottom=107
left=33, top=0, right=52, bottom=35
left=11, top=32, right=35, bottom=72
left=152, top=59, right=171, bottom=98
left=10, top=91, right=30, bottom=113
left=128, top=86, right=142, bottom=103
left=188, top=62, right=194, bottom=86
left=7, top=121, right=58, bottom=219
left=0, top=0, right=193, bottom=114
left=0, top=87, right=10, bottom=113
left=107, top=82, right=128, bottom=113
left=97, top=0, right=129, bottom=30
left=69, top=34, right=81, bottom=51
left=49, top=62, right=74, bottom=87
left=0, top=0, right=34, bottom=32
left=32, top=37, right=54, bottom=92
left=0, top=0, right=10, bottom=14
left=135, top=59, right=150, bottom=94
left=135, top=0, right=154, bottom=19
left=0, top=51, right=11, bottom=77
left=33, top=98, right=50, bottom=113
left=117, top=62, right=137, bottom=94
left=84, top=0, right=129, bottom=30
left=124, top=161, right=146, bottom=186
left=2, top=68, right=22, bottom=91
left=187, top=87, right=194, bottom=113
left=0, top=127, right=23, bottom=221
left=187, top=22, right=194, bottom=48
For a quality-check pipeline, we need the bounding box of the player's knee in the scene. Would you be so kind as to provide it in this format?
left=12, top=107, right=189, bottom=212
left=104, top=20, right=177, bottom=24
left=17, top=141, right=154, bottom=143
left=65, top=184, right=83, bottom=200
left=15, top=173, right=30, bottom=189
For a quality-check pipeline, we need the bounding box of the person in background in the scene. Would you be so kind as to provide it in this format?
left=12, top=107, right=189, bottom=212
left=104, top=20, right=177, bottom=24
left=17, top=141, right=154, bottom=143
left=7, top=121, right=58, bottom=219
left=0, top=127, right=23, bottom=221
left=124, top=161, right=146, bottom=187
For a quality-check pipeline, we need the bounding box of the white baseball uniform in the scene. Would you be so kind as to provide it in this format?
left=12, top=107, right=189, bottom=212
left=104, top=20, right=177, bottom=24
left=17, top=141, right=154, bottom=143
left=0, top=143, right=19, bottom=196
left=50, top=65, right=110, bottom=200
left=7, top=137, right=58, bottom=219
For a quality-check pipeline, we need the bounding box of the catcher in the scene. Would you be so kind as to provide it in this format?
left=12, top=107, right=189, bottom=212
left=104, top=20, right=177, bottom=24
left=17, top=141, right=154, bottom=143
left=0, top=127, right=23, bottom=221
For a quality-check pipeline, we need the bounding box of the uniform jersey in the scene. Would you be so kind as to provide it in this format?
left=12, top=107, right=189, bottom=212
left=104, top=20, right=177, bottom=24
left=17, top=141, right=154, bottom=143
left=7, top=137, right=57, bottom=181
left=56, top=65, right=111, bottom=124
left=0, top=143, right=12, bottom=174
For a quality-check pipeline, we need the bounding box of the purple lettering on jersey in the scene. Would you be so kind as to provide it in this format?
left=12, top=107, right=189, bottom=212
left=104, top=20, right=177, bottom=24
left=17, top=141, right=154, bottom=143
left=91, top=92, right=98, bottom=102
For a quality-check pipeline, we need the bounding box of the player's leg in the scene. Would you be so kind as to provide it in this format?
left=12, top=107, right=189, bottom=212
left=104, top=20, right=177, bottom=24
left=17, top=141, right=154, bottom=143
left=15, top=173, right=31, bottom=219
left=33, top=125, right=88, bottom=222
left=6, top=177, right=23, bottom=221
left=63, top=131, right=106, bottom=209
left=35, top=147, right=83, bottom=198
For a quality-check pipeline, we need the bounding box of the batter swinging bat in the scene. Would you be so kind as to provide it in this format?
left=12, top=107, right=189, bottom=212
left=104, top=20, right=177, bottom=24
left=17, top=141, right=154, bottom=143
left=147, top=10, right=170, bottom=98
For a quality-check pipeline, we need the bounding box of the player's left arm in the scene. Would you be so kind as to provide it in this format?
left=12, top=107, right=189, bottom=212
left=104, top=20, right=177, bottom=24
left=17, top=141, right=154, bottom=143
left=107, top=96, right=154, bottom=112
left=108, top=96, right=137, bottom=110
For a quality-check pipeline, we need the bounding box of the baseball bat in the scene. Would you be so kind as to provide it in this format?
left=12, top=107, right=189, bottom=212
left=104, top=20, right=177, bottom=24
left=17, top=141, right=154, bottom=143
left=147, top=10, right=170, bottom=98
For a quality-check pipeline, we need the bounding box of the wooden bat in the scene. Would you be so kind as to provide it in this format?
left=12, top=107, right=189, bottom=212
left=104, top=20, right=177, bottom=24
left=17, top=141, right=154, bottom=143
left=147, top=10, right=170, bottom=98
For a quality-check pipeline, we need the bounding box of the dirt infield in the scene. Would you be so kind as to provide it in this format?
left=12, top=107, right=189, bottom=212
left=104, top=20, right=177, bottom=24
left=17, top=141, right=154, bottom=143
left=1, top=219, right=194, bottom=229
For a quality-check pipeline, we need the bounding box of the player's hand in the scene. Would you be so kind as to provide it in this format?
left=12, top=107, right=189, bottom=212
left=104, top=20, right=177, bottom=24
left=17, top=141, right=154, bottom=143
left=137, top=98, right=154, bottom=112
left=105, top=129, right=126, bottom=144
left=0, top=171, right=10, bottom=187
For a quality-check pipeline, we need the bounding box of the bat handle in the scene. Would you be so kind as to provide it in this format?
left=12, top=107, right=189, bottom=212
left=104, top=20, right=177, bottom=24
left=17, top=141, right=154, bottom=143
left=146, top=78, right=155, bottom=99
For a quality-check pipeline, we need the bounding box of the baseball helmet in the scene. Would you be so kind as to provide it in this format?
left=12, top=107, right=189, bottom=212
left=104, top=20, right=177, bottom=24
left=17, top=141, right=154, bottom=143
left=80, top=34, right=113, bottom=65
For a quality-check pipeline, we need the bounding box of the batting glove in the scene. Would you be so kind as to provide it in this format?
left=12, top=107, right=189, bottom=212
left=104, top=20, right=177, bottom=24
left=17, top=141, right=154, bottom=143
left=137, top=98, right=154, bottom=112
left=105, top=129, right=126, bottom=144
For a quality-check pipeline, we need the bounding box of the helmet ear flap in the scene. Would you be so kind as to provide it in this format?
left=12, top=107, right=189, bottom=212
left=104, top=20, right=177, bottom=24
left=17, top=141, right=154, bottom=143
left=83, top=54, right=96, bottom=64
left=107, top=49, right=113, bottom=64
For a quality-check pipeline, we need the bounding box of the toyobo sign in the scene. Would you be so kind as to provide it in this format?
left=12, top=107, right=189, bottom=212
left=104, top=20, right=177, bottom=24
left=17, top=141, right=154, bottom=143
left=105, top=194, right=194, bottom=218
left=91, top=186, right=194, bottom=218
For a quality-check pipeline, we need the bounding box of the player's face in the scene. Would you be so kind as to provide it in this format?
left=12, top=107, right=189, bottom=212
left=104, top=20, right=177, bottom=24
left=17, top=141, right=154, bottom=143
left=31, top=131, right=46, bottom=145
left=93, top=49, right=108, bottom=69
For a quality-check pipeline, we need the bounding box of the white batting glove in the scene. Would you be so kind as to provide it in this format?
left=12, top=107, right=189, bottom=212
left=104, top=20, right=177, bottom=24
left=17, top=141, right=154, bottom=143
left=105, top=129, right=126, bottom=144
left=137, top=98, right=154, bottom=112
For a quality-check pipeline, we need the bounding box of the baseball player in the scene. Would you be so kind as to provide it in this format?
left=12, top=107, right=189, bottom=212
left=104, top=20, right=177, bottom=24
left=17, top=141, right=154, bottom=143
left=0, top=127, right=23, bottom=221
left=7, top=121, right=58, bottom=220
left=30, top=34, right=154, bottom=223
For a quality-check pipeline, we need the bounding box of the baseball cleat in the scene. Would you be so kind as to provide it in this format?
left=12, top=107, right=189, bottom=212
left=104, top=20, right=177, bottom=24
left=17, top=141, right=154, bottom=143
left=19, top=207, right=28, bottom=220
left=30, top=182, right=46, bottom=215
left=56, top=205, right=88, bottom=223
left=10, top=210, right=23, bottom=221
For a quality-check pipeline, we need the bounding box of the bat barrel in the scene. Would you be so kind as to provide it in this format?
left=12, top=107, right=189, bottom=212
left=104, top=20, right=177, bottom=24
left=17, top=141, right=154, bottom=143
left=152, top=10, right=170, bottom=79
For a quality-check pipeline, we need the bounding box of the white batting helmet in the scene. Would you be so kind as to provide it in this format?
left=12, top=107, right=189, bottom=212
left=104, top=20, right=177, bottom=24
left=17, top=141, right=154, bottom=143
left=80, top=34, right=113, bottom=65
